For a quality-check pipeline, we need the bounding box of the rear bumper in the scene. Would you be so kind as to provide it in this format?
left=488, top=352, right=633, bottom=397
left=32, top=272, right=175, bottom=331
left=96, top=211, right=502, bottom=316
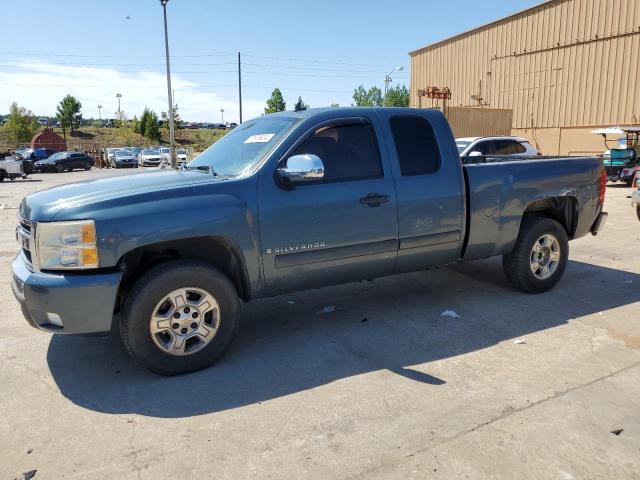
left=590, top=212, right=608, bottom=235
left=11, top=254, right=122, bottom=335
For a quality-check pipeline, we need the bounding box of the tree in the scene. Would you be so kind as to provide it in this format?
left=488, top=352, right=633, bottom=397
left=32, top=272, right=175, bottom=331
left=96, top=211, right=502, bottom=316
left=56, top=94, right=82, bottom=134
left=160, top=104, right=181, bottom=129
left=330, top=102, right=340, bottom=108
left=294, top=96, right=308, bottom=111
left=131, top=115, right=141, bottom=135
left=139, top=108, right=152, bottom=137
left=352, top=85, right=383, bottom=107
left=265, top=88, right=286, bottom=114
left=385, top=84, right=410, bottom=107
left=3, top=103, right=39, bottom=145
left=143, top=110, right=160, bottom=141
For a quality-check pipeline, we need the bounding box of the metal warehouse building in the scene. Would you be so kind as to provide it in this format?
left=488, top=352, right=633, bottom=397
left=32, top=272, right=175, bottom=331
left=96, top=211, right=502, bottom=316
left=409, top=0, right=640, bottom=155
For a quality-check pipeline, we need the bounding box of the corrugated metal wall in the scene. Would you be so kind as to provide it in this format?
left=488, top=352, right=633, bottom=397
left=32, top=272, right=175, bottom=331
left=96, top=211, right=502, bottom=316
left=410, top=0, right=640, bottom=130
left=443, top=107, right=513, bottom=137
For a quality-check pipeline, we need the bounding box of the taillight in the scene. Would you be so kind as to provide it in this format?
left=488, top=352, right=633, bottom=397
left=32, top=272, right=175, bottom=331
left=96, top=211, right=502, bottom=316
left=537, top=152, right=543, bottom=156
left=598, top=169, right=607, bottom=205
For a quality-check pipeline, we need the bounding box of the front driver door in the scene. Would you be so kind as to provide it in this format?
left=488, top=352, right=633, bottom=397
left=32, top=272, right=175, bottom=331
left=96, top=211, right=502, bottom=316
left=258, top=117, right=398, bottom=296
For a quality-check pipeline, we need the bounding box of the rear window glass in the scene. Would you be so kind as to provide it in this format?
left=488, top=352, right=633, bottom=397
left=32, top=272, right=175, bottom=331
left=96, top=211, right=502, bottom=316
left=390, top=116, right=440, bottom=176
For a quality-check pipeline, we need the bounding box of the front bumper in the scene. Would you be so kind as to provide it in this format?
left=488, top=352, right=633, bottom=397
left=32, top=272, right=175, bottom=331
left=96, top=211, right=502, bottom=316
left=11, top=254, right=122, bottom=335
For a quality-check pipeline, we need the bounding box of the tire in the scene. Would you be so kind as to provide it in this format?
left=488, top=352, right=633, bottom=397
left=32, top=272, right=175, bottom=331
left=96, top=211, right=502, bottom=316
left=55, top=163, right=64, bottom=173
left=84, top=162, right=91, bottom=170
left=502, top=216, right=569, bottom=293
left=0, top=171, right=5, bottom=182
left=120, top=260, right=240, bottom=375
left=636, top=207, right=640, bottom=222
left=625, top=178, right=634, bottom=187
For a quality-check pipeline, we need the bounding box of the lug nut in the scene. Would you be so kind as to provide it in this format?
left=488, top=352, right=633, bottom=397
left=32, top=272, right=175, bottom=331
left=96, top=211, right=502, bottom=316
left=173, top=312, right=180, bottom=319
left=192, top=312, right=198, bottom=318
left=181, top=328, right=188, bottom=334
left=191, top=323, right=197, bottom=328
left=172, top=323, right=179, bottom=329
left=184, top=307, right=190, bottom=313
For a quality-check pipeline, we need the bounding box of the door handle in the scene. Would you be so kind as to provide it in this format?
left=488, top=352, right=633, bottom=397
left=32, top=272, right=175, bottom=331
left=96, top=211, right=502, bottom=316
left=360, top=193, right=390, bottom=207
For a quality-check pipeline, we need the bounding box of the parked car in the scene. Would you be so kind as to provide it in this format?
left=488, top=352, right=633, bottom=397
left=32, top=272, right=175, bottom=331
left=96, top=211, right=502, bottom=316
left=111, top=149, right=138, bottom=168
left=0, top=156, right=27, bottom=181
left=129, top=147, right=144, bottom=159
left=456, top=136, right=540, bottom=157
left=37, top=118, right=49, bottom=126
left=228, top=123, right=238, bottom=129
left=11, top=107, right=607, bottom=375
left=177, top=148, right=188, bottom=165
left=34, top=151, right=93, bottom=173
left=139, top=148, right=163, bottom=167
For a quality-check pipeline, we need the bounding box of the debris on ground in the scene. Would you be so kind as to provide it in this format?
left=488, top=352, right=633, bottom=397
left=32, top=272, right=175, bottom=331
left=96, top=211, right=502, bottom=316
left=361, top=317, right=369, bottom=323
left=27, top=448, right=33, bottom=454
left=611, top=428, right=624, bottom=436
left=514, top=338, right=527, bottom=345
left=316, top=306, right=336, bottom=314
left=22, top=470, right=37, bottom=480
left=440, top=310, right=461, bottom=319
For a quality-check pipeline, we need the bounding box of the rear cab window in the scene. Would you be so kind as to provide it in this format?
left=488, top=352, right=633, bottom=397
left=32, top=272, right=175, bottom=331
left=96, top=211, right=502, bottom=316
left=389, top=115, right=441, bottom=176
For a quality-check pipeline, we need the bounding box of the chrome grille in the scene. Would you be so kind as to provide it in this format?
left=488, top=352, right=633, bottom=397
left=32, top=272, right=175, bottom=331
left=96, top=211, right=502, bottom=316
left=16, top=213, right=35, bottom=271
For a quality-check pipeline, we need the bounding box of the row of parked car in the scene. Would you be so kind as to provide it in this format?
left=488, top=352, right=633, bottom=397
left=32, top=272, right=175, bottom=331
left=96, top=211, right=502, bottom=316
left=105, top=146, right=188, bottom=168
left=0, top=148, right=94, bottom=180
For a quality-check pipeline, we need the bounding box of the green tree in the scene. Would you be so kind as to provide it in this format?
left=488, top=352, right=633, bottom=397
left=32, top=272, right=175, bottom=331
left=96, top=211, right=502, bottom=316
left=352, top=85, right=383, bottom=107
left=294, top=96, right=308, bottom=111
left=139, top=108, right=152, bottom=137
left=385, top=85, right=410, bottom=107
left=160, top=104, right=181, bottom=129
left=3, top=102, right=39, bottom=145
left=143, top=110, right=160, bottom=141
left=131, top=115, right=141, bottom=135
left=265, top=88, right=286, bottom=114
left=330, top=102, right=340, bottom=108
left=56, top=94, right=82, bottom=134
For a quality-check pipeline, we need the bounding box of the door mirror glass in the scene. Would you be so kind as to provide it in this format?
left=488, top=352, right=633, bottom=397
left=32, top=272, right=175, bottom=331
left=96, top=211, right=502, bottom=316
left=468, top=151, right=483, bottom=157
left=277, top=154, right=325, bottom=186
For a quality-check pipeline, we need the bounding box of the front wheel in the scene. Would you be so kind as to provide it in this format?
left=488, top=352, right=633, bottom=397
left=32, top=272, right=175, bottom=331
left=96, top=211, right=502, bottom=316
left=636, top=207, right=640, bottom=222
left=84, top=162, right=91, bottom=170
left=503, top=217, right=569, bottom=293
left=120, top=260, right=240, bottom=375
left=55, top=163, right=64, bottom=173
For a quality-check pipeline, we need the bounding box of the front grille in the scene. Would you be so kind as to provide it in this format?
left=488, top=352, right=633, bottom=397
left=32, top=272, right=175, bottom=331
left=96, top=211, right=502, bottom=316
left=16, top=213, right=35, bottom=271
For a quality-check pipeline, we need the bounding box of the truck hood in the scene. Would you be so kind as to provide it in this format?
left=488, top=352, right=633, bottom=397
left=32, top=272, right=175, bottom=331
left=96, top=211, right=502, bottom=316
left=20, top=170, right=219, bottom=221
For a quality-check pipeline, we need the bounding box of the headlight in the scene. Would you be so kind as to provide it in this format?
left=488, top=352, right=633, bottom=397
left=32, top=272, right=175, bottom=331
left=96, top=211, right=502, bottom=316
left=36, top=220, right=99, bottom=270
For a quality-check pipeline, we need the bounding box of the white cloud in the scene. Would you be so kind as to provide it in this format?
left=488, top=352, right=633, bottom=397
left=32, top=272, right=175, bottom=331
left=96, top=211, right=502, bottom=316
left=0, top=61, right=264, bottom=122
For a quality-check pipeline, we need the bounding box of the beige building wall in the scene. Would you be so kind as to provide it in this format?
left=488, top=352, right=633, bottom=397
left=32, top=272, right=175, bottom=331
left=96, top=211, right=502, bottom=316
left=410, top=0, right=640, bottom=155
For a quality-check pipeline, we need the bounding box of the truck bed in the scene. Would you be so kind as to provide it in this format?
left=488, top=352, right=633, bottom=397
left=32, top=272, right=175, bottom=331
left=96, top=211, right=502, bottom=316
left=462, top=156, right=603, bottom=261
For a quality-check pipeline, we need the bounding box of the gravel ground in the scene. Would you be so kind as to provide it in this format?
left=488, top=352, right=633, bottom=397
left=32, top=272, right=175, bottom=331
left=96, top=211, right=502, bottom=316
left=1, top=168, right=639, bottom=480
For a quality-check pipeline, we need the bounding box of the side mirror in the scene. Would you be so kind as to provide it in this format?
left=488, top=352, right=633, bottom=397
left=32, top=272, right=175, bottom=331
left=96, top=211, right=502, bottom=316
left=277, top=154, right=325, bottom=186
left=468, top=151, right=483, bottom=157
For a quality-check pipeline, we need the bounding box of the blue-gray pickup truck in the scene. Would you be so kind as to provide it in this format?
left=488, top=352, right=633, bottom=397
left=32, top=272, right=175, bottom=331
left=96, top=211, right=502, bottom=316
left=12, top=108, right=608, bottom=375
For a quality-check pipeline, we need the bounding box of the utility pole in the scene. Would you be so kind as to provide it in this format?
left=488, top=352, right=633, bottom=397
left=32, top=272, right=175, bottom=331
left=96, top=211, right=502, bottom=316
left=160, top=0, right=177, bottom=169
left=98, top=105, right=102, bottom=121
left=238, top=52, right=243, bottom=124
left=220, top=109, right=224, bottom=124
left=116, top=93, right=122, bottom=120
left=383, top=66, right=403, bottom=106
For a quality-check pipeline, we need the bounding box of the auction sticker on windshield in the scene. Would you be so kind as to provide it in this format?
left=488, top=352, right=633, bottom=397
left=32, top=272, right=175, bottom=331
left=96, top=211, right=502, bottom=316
left=244, top=134, right=276, bottom=144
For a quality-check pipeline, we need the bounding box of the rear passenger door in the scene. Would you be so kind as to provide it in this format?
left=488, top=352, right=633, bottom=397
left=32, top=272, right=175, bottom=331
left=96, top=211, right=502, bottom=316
left=377, top=111, right=465, bottom=272
left=258, top=116, right=398, bottom=295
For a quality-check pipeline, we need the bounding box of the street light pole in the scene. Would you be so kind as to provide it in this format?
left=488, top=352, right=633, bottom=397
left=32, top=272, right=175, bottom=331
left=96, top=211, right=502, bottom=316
left=384, top=66, right=404, bottom=106
left=160, top=0, right=177, bottom=169
left=116, top=93, right=122, bottom=120
left=98, top=105, right=102, bottom=121
left=220, top=108, right=224, bottom=124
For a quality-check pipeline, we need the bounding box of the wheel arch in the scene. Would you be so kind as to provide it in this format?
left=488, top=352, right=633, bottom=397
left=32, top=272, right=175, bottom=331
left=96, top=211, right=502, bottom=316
left=522, top=196, right=578, bottom=239
left=115, top=236, right=251, bottom=312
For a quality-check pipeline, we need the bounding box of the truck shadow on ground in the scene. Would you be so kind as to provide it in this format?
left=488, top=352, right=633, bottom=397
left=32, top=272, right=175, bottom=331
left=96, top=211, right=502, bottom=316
left=47, top=258, right=640, bottom=418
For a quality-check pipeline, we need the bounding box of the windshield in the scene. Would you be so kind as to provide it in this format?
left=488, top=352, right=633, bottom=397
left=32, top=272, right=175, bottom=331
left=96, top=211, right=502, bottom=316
left=130, top=147, right=143, bottom=154
left=177, top=148, right=186, bottom=154
left=142, top=149, right=159, bottom=155
left=48, top=152, right=66, bottom=161
left=115, top=150, right=131, bottom=158
left=456, top=141, right=472, bottom=154
left=188, top=117, right=296, bottom=176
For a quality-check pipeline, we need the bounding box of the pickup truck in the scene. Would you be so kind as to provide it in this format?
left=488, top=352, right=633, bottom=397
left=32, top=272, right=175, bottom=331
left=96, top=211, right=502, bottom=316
left=12, top=108, right=608, bottom=375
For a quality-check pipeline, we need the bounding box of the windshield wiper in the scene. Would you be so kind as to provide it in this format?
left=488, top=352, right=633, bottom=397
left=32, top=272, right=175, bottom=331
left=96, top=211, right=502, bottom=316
left=185, top=164, right=218, bottom=176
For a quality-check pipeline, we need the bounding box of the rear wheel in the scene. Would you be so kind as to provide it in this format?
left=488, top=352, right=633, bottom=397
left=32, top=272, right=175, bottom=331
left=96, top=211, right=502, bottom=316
left=503, top=217, right=569, bottom=293
left=0, top=171, right=5, bottom=182
left=84, top=161, right=91, bottom=170
left=121, top=260, right=240, bottom=375
left=636, top=207, right=640, bottom=222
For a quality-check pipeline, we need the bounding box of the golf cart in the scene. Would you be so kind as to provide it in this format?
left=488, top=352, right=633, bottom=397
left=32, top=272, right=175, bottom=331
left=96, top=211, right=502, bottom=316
left=592, top=126, right=640, bottom=187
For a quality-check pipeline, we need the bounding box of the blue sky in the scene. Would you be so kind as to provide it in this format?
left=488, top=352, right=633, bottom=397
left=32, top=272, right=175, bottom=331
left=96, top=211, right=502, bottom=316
left=0, top=0, right=543, bottom=122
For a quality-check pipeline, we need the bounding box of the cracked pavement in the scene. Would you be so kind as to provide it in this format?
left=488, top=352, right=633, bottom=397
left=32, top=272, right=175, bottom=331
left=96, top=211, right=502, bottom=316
left=1, top=170, right=639, bottom=479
